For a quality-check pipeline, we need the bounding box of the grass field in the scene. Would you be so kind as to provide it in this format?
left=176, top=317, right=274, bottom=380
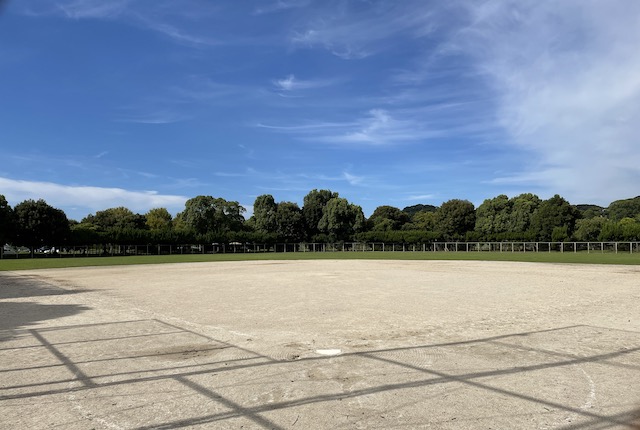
left=1, top=250, right=639, bottom=271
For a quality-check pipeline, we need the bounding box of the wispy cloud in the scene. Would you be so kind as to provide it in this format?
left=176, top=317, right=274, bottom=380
left=22, top=0, right=217, bottom=47
left=53, top=0, right=130, bottom=19
left=115, top=109, right=188, bottom=124
left=0, top=177, right=188, bottom=215
left=290, top=2, right=438, bottom=59
left=272, top=74, right=336, bottom=92
left=451, top=0, right=640, bottom=203
left=406, top=194, right=436, bottom=201
left=253, top=0, right=310, bottom=16
left=259, top=109, right=442, bottom=146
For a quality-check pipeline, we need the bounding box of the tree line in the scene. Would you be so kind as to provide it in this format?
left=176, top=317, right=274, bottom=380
left=1, top=191, right=640, bottom=252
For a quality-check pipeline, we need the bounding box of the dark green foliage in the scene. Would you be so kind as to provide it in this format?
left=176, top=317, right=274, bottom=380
left=252, top=194, right=278, bottom=234
left=14, top=199, right=70, bottom=248
left=177, top=195, right=245, bottom=236
left=507, top=193, right=541, bottom=234
left=435, top=199, right=476, bottom=240
left=402, top=204, right=437, bottom=217
left=475, top=194, right=512, bottom=239
left=369, top=205, right=410, bottom=231
left=0, top=194, right=15, bottom=246
left=574, top=217, right=606, bottom=241
left=576, top=204, right=605, bottom=219
left=606, top=196, right=640, bottom=221
left=84, top=207, right=146, bottom=231
left=530, top=195, right=580, bottom=241
left=318, top=197, right=365, bottom=241
left=302, top=189, right=339, bottom=239
left=7, top=189, right=640, bottom=248
left=275, top=201, right=305, bottom=242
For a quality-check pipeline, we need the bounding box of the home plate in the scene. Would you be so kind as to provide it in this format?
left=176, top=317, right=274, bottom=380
left=315, top=349, right=342, bottom=356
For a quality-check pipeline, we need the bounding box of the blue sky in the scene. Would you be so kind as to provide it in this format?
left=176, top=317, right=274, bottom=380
left=1, top=0, right=639, bottom=220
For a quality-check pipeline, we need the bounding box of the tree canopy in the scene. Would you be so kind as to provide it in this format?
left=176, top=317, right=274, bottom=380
left=3, top=190, right=640, bottom=249
left=14, top=199, right=70, bottom=248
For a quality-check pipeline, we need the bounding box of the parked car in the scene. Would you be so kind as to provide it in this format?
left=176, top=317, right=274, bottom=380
left=3, top=244, right=18, bottom=255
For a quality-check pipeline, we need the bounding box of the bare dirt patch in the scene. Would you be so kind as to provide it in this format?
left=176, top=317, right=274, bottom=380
left=1, top=260, right=639, bottom=429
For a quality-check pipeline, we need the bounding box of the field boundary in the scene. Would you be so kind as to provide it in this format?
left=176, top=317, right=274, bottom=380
left=3, top=241, right=640, bottom=260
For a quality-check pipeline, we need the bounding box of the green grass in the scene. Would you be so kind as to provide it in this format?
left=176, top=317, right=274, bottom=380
left=1, top=251, right=638, bottom=271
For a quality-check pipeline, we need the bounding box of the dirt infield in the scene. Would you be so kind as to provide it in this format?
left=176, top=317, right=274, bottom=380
left=1, top=260, right=639, bottom=429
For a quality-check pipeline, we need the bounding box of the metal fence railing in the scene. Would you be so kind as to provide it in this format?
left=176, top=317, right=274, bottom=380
left=2, top=242, right=640, bottom=259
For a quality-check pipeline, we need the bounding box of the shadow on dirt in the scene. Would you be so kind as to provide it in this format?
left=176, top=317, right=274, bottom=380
left=2, top=321, right=639, bottom=430
left=0, top=273, right=91, bottom=336
left=0, top=273, right=90, bottom=300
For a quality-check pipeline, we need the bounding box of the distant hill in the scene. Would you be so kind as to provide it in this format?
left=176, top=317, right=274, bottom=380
left=606, top=196, right=640, bottom=221
left=402, top=204, right=438, bottom=217
left=575, top=204, right=605, bottom=219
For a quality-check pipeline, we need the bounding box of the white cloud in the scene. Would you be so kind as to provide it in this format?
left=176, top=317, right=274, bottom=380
left=254, top=0, right=310, bottom=16
left=115, top=109, right=188, bottom=124
left=0, top=177, right=188, bottom=215
left=23, top=0, right=216, bottom=47
left=272, top=74, right=337, bottom=92
left=258, top=109, right=443, bottom=146
left=290, top=2, right=437, bottom=59
left=453, top=0, right=640, bottom=203
left=55, top=0, right=130, bottom=19
left=407, top=194, right=436, bottom=201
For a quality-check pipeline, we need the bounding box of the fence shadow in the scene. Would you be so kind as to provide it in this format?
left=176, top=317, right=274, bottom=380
left=2, top=320, right=639, bottom=429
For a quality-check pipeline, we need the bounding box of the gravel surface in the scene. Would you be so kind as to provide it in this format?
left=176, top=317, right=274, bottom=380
left=1, top=260, right=639, bottom=429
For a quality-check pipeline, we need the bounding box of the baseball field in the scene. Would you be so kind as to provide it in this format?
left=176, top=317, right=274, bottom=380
left=1, top=259, right=639, bottom=429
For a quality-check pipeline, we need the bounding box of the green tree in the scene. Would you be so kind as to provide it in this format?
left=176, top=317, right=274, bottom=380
left=369, top=205, right=410, bottom=231
left=0, top=194, right=15, bottom=246
left=85, top=207, right=144, bottom=230
left=574, top=217, right=606, bottom=241
left=14, top=199, right=70, bottom=249
left=252, top=194, right=278, bottom=233
left=402, top=204, right=437, bottom=218
left=302, top=189, right=339, bottom=239
left=405, top=211, right=437, bottom=232
left=318, top=197, right=365, bottom=241
left=177, top=195, right=245, bottom=236
left=606, top=197, right=640, bottom=221
left=475, top=194, right=512, bottom=239
left=507, top=193, right=541, bottom=236
left=530, top=195, right=580, bottom=241
left=275, top=201, right=305, bottom=242
left=618, top=217, right=640, bottom=241
left=69, top=222, right=102, bottom=245
left=146, top=208, right=173, bottom=231
left=576, top=204, right=605, bottom=220
left=435, top=199, right=476, bottom=240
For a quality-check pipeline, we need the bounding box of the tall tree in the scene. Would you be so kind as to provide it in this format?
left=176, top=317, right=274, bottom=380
left=369, top=205, right=410, bottom=231
left=275, top=201, right=304, bottom=242
left=0, top=195, right=15, bottom=246
left=436, top=199, right=476, bottom=240
left=318, top=197, right=364, bottom=241
left=14, top=199, right=70, bottom=249
left=475, top=194, right=512, bottom=239
left=302, top=189, right=339, bottom=239
left=407, top=211, right=437, bottom=231
left=507, top=193, right=541, bottom=235
left=252, top=194, right=278, bottom=233
left=574, top=217, right=606, bottom=242
left=530, top=195, right=580, bottom=241
left=85, top=207, right=144, bottom=231
left=178, top=195, right=245, bottom=236
left=146, top=208, right=173, bottom=231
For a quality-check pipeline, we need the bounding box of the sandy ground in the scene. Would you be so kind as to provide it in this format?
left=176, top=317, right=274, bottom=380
left=1, top=260, right=639, bottom=429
